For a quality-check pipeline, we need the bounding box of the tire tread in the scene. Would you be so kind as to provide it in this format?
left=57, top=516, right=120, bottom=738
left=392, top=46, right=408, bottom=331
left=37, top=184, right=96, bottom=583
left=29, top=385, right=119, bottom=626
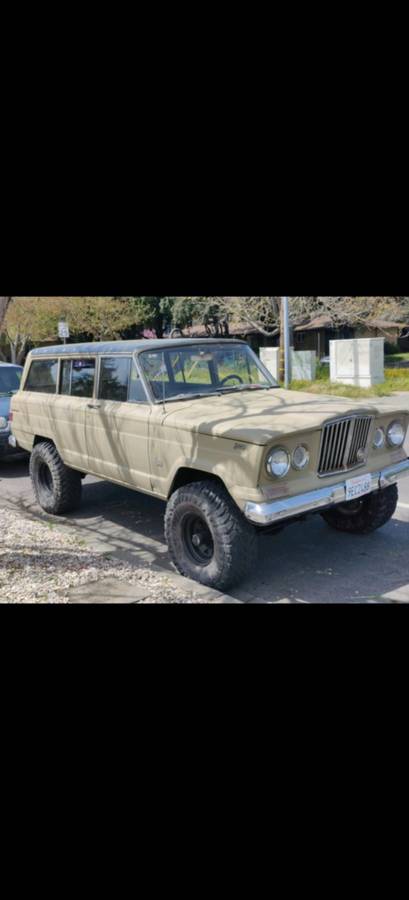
left=165, top=479, right=257, bottom=590
left=30, top=441, right=82, bottom=515
left=321, top=484, right=398, bottom=534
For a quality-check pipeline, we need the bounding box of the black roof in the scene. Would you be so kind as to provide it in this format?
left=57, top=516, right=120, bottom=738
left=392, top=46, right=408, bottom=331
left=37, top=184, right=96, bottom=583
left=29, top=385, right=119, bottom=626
left=30, top=338, right=244, bottom=357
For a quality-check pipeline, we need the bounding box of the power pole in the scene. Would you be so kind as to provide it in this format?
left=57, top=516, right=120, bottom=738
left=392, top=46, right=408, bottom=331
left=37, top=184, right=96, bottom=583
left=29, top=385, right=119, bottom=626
left=280, top=297, right=291, bottom=388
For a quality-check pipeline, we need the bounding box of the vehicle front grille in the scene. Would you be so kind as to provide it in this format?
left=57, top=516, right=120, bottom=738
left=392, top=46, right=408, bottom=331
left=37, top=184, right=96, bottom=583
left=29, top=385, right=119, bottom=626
left=318, top=416, right=373, bottom=477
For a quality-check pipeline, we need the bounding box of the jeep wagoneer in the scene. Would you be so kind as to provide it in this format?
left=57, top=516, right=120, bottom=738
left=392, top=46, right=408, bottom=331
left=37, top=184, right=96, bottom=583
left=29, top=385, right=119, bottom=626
left=11, top=340, right=409, bottom=590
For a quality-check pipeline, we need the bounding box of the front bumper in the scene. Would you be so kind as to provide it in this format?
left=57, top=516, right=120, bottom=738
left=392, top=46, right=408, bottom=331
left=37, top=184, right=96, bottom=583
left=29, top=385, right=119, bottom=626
left=244, top=459, right=409, bottom=526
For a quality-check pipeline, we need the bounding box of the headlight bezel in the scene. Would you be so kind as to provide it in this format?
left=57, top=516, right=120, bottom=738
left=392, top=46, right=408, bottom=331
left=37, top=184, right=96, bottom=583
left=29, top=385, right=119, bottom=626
left=292, top=444, right=310, bottom=471
left=387, top=420, right=406, bottom=448
left=0, top=415, right=9, bottom=431
left=373, top=426, right=386, bottom=450
left=266, top=447, right=291, bottom=479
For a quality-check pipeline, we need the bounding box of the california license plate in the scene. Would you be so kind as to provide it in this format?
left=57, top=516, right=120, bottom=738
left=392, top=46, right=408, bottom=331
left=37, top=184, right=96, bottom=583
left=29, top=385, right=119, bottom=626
left=345, top=473, right=372, bottom=502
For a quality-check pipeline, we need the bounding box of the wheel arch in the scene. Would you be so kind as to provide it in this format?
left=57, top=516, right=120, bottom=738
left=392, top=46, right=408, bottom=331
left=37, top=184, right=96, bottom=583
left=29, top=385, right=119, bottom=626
left=33, top=434, right=56, bottom=448
left=168, top=466, right=227, bottom=498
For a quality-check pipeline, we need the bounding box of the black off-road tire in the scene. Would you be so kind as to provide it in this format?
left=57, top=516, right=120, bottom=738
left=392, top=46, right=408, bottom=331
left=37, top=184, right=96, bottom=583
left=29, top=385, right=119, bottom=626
left=320, top=484, right=398, bottom=535
left=165, top=480, right=258, bottom=591
left=30, top=441, right=82, bottom=515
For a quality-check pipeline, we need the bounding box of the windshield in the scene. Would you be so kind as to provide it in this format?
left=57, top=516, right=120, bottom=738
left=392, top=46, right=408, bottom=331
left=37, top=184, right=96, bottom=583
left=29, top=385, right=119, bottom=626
left=0, top=366, right=23, bottom=396
left=139, top=343, right=277, bottom=402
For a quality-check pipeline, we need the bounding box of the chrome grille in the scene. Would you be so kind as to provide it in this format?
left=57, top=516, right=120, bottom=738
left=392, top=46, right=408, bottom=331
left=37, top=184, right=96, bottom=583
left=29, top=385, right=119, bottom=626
left=318, top=416, right=373, bottom=477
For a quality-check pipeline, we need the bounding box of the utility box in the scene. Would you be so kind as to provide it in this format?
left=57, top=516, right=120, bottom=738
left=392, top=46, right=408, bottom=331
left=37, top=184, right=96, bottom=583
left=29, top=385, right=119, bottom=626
left=291, top=350, right=316, bottom=381
left=330, top=338, right=384, bottom=387
left=260, top=347, right=280, bottom=382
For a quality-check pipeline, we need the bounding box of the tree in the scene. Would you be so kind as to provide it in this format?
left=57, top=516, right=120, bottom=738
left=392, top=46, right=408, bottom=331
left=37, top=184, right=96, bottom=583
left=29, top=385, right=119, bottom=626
left=1, top=296, right=143, bottom=361
left=2, top=296, right=63, bottom=362
left=0, top=297, right=12, bottom=334
left=181, top=296, right=409, bottom=336
left=292, top=297, right=409, bottom=330
left=178, top=296, right=322, bottom=336
left=63, top=296, right=140, bottom=341
left=129, top=297, right=177, bottom=338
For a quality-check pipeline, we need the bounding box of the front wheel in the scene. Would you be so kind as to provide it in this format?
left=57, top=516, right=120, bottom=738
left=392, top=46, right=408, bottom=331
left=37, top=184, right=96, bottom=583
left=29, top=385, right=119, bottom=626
left=165, top=480, right=258, bottom=591
left=320, top=484, right=398, bottom=534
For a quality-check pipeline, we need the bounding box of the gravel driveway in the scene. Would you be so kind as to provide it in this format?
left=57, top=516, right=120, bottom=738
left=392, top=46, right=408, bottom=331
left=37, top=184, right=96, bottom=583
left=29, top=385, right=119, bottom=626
left=0, top=505, right=212, bottom=603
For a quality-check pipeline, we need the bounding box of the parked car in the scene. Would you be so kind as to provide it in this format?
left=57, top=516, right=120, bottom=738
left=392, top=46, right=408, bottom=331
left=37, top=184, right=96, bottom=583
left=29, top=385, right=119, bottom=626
left=11, top=340, right=409, bottom=591
left=0, top=362, right=24, bottom=459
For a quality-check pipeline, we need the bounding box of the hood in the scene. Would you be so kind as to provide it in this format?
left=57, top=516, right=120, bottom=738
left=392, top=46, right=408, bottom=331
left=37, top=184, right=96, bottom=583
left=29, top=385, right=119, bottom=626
left=161, top=388, right=390, bottom=446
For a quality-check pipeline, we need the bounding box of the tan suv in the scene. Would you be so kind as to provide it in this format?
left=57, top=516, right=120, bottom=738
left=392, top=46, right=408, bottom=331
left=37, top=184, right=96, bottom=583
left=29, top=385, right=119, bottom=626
left=11, top=339, right=409, bottom=591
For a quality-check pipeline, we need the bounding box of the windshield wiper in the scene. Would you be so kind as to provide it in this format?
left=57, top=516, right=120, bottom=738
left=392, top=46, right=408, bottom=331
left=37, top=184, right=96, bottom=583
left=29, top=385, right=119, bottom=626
left=154, top=385, right=278, bottom=403
left=218, top=384, right=276, bottom=394
left=155, top=392, right=222, bottom=403
left=0, top=391, right=14, bottom=397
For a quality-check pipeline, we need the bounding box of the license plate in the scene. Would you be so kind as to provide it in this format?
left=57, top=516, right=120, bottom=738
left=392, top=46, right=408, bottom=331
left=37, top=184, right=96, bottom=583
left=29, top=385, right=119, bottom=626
left=345, top=474, right=372, bottom=502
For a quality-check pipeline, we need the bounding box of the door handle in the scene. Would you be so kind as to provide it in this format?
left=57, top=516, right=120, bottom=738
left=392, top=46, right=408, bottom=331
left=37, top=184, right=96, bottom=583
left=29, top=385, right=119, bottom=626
left=87, top=403, right=101, bottom=410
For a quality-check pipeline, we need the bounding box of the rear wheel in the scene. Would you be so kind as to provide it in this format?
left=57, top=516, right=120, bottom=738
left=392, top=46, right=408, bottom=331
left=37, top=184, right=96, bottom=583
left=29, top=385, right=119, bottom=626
left=30, top=441, right=82, bottom=515
left=320, top=484, right=398, bottom=534
left=165, top=480, right=257, bottom=591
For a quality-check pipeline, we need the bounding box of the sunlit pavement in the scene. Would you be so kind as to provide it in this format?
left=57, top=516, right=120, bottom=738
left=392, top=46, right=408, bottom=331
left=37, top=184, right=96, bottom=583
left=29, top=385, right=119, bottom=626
left=1, top=436, right=409, bottom=603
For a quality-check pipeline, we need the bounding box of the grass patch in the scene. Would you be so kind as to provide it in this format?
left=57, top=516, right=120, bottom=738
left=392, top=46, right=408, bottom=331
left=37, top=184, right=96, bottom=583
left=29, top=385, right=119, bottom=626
left=386, top=353, right=409, bottom=363
left=289, top=367, right=409, bottom=399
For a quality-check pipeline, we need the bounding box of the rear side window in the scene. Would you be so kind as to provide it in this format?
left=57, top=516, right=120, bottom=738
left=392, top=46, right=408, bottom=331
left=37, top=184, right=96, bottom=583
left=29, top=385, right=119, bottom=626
left=99, top=357, right=131, bottom=402
left=25, top=359, right=59, bottom=394
left=98, top=357, right=147, bottom=403
left=60, top=359, right=96, bottom=398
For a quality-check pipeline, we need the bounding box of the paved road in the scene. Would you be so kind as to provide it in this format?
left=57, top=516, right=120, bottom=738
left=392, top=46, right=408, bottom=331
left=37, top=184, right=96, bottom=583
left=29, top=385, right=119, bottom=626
left=2, top=440, right=408, bottom=603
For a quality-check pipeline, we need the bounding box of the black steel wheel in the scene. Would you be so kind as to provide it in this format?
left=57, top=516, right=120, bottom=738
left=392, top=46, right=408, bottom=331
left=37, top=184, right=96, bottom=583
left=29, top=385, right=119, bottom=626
left=165, top=479, right=257, bottom=590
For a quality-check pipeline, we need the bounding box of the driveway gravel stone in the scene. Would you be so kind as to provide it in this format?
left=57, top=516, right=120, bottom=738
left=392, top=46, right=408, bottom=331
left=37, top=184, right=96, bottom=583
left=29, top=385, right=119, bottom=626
left=0, top=507, right=226, bottom=604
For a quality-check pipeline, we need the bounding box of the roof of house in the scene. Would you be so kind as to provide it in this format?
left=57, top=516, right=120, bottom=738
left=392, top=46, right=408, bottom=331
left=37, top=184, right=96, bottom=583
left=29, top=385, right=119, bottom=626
left=365, top=318, right=405, bottom=330
left=294, top=315, right=333, bottom=331
left=294, top=316, right=406, bottom=332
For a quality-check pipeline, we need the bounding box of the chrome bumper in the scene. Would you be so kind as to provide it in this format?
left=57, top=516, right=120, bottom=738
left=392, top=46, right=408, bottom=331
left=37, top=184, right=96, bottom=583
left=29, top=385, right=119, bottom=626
left=244, top=459, right=409, bottom=526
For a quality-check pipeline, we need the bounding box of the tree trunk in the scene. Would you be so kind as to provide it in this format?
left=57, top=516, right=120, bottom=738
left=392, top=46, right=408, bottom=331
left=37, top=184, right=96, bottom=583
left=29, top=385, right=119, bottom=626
left=17, top=340, right=28, bottom=364
left=0, top=297, right=12, bottom=333
left=9, top=342, right=16, bottom=364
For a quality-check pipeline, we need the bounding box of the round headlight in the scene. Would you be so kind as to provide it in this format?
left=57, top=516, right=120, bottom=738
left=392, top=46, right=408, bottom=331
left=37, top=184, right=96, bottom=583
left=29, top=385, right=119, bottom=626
left=387, top=421, right=405, bottom=447
left=373, top=427, right=385, bottom=450
left=266, top=448, right=290, bottom=478
left=292, top=445, right=310, bottom=471
left=0, top=416, right=8, bottom=430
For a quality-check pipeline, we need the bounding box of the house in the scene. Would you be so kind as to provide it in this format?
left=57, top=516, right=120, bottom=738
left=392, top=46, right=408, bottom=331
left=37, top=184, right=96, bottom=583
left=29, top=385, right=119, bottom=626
left=170, top=315, right=409, bottom=357
left=398, top=328, right=409, bottom=352
left=293, top=316, right=354, bottom=357
left=354, top=319, right=405, bottom=347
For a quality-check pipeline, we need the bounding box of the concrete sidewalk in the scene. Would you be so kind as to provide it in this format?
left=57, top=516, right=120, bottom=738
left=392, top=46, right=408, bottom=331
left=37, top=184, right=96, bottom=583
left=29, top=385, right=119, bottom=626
left=65, top=573, right=241, bottom=604
left=1, top=493, right=241, bottom=604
